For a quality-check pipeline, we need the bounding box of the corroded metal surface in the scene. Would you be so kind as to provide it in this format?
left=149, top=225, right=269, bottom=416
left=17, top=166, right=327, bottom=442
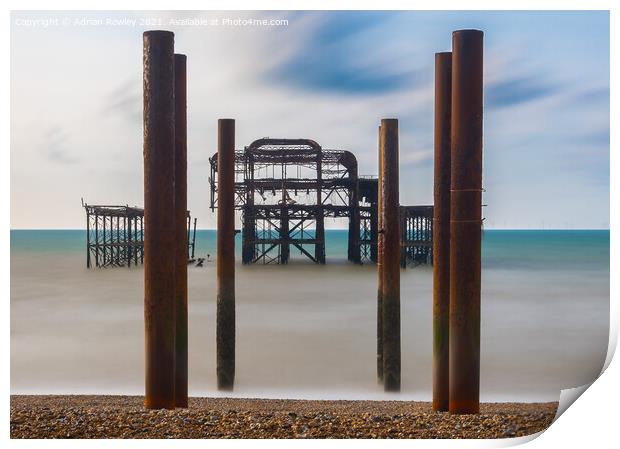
left=449, top=29, right=483, bottom=415
left=433, top=51, right=452, bottom=412
left=143, top=30, right=176, bottom=410
left=380, top=119, right=401, bottom=392
left=217, top=118, right=236, bottom=391
left=174, top=53, right=188, bottom=408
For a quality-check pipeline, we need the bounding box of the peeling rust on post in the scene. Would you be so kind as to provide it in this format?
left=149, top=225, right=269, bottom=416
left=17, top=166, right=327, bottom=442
left=449, top=29, right=483, bottom=415
left=381, top=119, right=401, bottom=392
left=433, top=51, right=452, bottom=412
left=174, top=53, right=188, bottom=408
left=143, top=30, right=176, bottom=410
left=376, top=124, right=384, bottom=383
left=217, top=118, right=236, bottom=390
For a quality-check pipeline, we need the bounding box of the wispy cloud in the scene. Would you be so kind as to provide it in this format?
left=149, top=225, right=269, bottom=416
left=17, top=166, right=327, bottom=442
left=400, top=148, right=433, bottom=167
left=264, top=12, right=422, bottom=95
left=486, top=76, right=557, bottom=109
left=42, top=126, right=78, bottom=164
left=102, top=78, right=142, bottom=123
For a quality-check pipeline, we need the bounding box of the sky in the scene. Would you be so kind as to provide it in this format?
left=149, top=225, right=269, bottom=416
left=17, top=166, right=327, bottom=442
left=10, top=10, right=610, bottom=229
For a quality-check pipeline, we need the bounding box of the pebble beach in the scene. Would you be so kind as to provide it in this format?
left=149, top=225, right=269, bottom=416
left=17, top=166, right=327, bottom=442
left=10, top=395, right=558, bottom=439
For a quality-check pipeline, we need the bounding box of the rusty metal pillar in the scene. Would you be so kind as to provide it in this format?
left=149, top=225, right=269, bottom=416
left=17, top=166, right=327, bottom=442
left=217, top=118, right=236, bottom=390
left=381, top=118, right=401, bottom=392
left=191, top=217, right=197, bottom=259
left=86, top=211, right=91, bottom=268
left=143, top=30, right=176, bottom=410
left=315, top=151, right=325, bottom=264
left=174, top=53, right=188, bottom=407
left=433, top=51, right=452, bottom=412
left=348, top=157, right=361, bottom=264
left=281, top=206, right=290, bottom=264
left=449, top=29, right=483, bottom=415
left=376, top=125, right=384, bottom=382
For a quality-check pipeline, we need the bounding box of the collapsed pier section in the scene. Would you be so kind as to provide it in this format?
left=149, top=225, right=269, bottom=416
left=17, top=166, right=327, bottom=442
left=83, top=203, right=197, bottom=268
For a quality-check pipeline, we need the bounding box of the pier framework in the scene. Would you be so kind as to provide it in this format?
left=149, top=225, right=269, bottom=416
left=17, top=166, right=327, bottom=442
left=209, top=138, right=433, bottom=266
left=83, top=203, right=197, bottom=268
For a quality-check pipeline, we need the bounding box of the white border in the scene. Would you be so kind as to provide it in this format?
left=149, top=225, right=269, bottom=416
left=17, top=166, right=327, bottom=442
left=3, top=1, right=616, bottom=447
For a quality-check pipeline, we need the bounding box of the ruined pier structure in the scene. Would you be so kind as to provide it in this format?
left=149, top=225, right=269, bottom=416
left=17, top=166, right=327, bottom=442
left=135, top=28, right=483, bottom=415
left=83, top=203, right=196, bottom=268
left=208, top=138, right=433, bottom=266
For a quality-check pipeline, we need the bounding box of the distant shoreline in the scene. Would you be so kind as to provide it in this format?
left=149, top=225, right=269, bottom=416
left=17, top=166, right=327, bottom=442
left=11, top=395, right=558, bottom=439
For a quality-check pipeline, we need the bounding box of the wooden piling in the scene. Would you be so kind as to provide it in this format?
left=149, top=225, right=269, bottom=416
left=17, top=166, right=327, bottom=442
left=174, top=53, right=188, bottom=408
left=376, top=124, right=384, bottom=382
left=380, top=118, right=401, bottom=392
left=143, top=30, right=176, bottom=410
left=433, top=51, right=452, bottom=412
left=217, top=118, right=236, bottom=390
left=449, top=29, right=483, bottom=415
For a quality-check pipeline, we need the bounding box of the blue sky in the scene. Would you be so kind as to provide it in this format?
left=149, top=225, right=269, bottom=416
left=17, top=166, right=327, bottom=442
left=10, top=10, right=609, bottom=229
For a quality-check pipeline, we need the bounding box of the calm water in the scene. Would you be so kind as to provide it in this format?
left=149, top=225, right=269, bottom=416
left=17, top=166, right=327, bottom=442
left=10, top=229, right=609, bottom=401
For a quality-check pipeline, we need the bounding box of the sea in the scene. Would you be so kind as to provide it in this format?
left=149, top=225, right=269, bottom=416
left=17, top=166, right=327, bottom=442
left=10, top=229, right=609, bottom=402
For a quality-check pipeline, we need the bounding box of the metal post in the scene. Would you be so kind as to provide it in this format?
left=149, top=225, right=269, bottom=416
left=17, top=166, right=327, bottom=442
left=123, top=216, right=127, bottom=267
left=143, top=29, right=176, bottom=410
left=86, top=211, right=91, bottom=268
left=187, top=214, right=191, bottom=258
left=376, top=125, right=384, bottom=382
left=449, top=29, right=483, bottom=415
left=102, top=214, right=107, bottom=266
left=381, top=118, right=401, bottom=392
left=348, top=158, right=361, bottom=264
left=369, top=190, right=378, bottom=263
left=315, top=152, right=325, bottom=264
left=192, top=217, right=197, bottom=259
left=116, top=216, right=120, bottom=266
left=94, top=215, right=99, bottom=267
left=174, top=53, right=188, bottom=407
left=433, top=51, right=452, bottom=412
left=127, top=216, right=132, bottom=267
left=140, top=216, right=144, bottom=264
left=217, top=118, right=236, bottom=390
left=281, top=206, right=290, bottom=264
left=134, top=217, right=139, bottom=263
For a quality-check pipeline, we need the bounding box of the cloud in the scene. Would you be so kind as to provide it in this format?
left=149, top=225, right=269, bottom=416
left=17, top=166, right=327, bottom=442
left=43, top=126, right=78, bottom=164
left=486, top=76, right=557, bottom=109
left=102, top=78, right=142, bottom=123
left=400, top=148, right=433, bottom=167
left=264, top=12, right=422, bottom=95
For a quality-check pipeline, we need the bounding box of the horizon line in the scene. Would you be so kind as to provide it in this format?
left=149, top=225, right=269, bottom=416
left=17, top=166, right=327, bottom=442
left=9, top=227, right=611, bottom=232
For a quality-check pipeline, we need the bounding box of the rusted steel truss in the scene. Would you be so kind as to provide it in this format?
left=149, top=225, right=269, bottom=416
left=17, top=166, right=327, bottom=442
left=401, top=206, right=434, bottom=267
left=83, top=203, right=197, bottom=268
left=209, top=138, right=433, bottom=266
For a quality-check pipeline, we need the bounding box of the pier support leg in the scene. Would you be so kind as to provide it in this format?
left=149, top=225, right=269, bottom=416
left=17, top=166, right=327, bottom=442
left=433, top=51, right=452, bottom=412
left=281, top=206, right=290, bottom=264
left=370, top=198, right=378, bottom=263
left=315, top=153, right=326, bottom=264
left=174, top=53, right=188, bottom=408
left=217, top=118, right=236, bottom=390
left=143, top=30, right=176, bottom=410
left=381, top=118, right=401, bottom=392
left=449, top=29, right=484, bottom=415
left=376, top=125, right=384, bottom=382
